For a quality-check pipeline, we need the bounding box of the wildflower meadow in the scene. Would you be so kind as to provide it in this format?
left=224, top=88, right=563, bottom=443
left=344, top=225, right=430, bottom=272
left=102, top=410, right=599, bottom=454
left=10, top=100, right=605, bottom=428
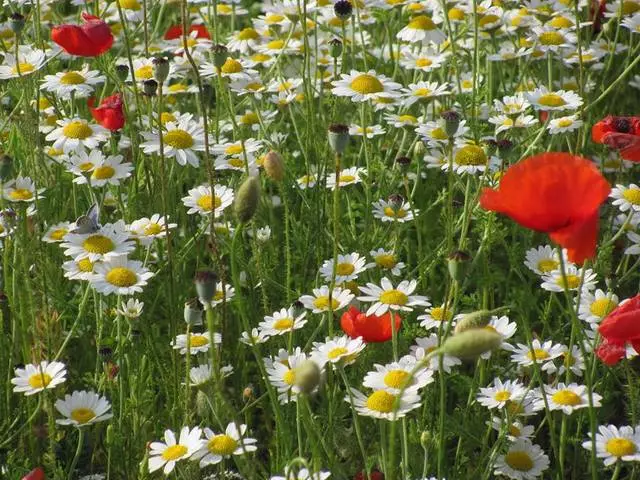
left=1, top=0, right=640, bottom=478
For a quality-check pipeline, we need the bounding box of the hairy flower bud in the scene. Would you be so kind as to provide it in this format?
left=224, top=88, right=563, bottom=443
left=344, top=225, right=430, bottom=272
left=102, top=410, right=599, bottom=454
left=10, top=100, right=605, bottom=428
left=263, top=150, right=285, bottom=181
left=235, top=176, right=261, bottom=223
left=441, top=328, right=503, bottom=360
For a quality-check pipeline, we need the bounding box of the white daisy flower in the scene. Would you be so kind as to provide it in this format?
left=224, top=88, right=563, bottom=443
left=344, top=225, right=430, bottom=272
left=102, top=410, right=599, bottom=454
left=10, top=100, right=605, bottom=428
left=578, top=289, right=619, bottom=324
left=86, top=154, right=133, bottom=187
left=604, top=0, right=640, bottom=18
left=363, top=356, right=434, bottom=394
left=411, top=334, right=462, bottom=373
left=523, top=245, right=568, bottom=275
left=490, top=417, right=536, bottom=442
left=148, top=427, right=203, bottom=475
left=489, top=114, right=538, bottom=134
left=296, top=173, right=318, bottom=189
left=62, top=222, right=135, bottom=262
left=188, top=364, right=213, bottom=387
left=205, top=282, right=236, bottom=308
left=611, top=184, right=640, bottom=212
left=396, top=14, right=445, bottom=43
left=319, top=252, right=369, bottom=283
left=366, top=248, right=406, bottom=276
left=416, top=119, right=469, bottom=146
left=399, top=48, right=449, bottom=72
left=493, top=94, right=530, bottom=115
left=90, top=256, right=154, bottom=296
left=298, top=286, right=354, bottom=313
left=141, top=118, right=207, bottom=167
left=62, top=257, right=96, bottom=281
left=0, top=46, right=47, bottom=79
left=182, top=184, right=234, bottom=217
left=312, top=335, right=366, bottom=367
left=526, top=87, right=583, bottom=111
left=42, top=221, right=73, bottom=243
left=552, top=344, right=586, bottom=377
left=494, top=439, right=550, bottom=480
left=358, top=277, right=428, bottom=316
left=626, top=231, right=640, bottom=255
left=45, top=118, right=109, bottom=154
left=3, top=176, right=45, bottom=203
left=259, top=307, right=307, bottom=336
left=402, top=81, right=451, bottom=107
left=510, top=339, right=564, bottom=373
left=384, top=113, right=421, bottom=129
left=240, top=328, right=270, bottom=346
left=477, top=378, right=527, bottom=409
left=371, top=199, right=418, bottom=223
left=270, top=467, right=331, bottom=480
left=417, top=303, right=456, bottom=331
left=481, top=315, right=518, bottom=357
left=326, top=167, right=367, bottom=190
left=529, top=25, right=577, bottom=51
left=171, top=331, right=222, bottom=355
left=265, top=348, right=319, bottom=403
left=227, top=27, right=262, bottom=53
left=192, top=423, right=257, bottom=467
left=346, top=387, right=422, bottom=420
left=542, top=382, right=602, bottom=414
left=582, top=425, right=640, bottom=466
left=129, top=214, right=177, bottom=246
left=547, top=114, right=583, bottom=134
left=331, top=69, right=402, bottom=103
left=115, top=298, right=144, bottom=319
left=11, top=361, right=67, bottom=396
left=622, top=12, right=640, bottom=33
left=540, top=266, right=598, bottom=293
left=348, top=124, right=386, bottom=138
left=55, top=390, right=113, bottom=427
left=40, top=66, right=105, bottom=99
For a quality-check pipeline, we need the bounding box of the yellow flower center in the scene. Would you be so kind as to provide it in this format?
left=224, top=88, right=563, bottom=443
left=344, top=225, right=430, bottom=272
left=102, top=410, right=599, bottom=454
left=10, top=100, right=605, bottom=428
left=167, top=83, right=186, bottom=93
left=62, top=121, right=93, bottom=140
left=416, top=58, right=433, bottom=68
left=160, top=112, right=176, bottom=124
left=0, top=29, right=15, bottom=40
left=134, top=65, right=153, bottom=80
left=189, top=335, right=209, bottom=348
left=11, top=63, right=35, bottom=74
left=60, top=71, right=86, bottom=85
left=430, top=306, right=452, bottom=322
left=266, top=13, right=285, bottom=23
left=71, top=407, right=96, bottom=424
left=82, top=235, right=114, bottom=254
left=240, top=112, right=259, bottom=125
left=238, top=27, right=259, bottom=40
left=384, top=370, right=410, bottom=388
left=225, top=144, right=244, bottom=155
left=375, top=254, right=397, bottom=269
left=119, top=0, right=141, bottom=9
left=9, top=189, right=33, bottom=201
left=208, top=434, right=238, bottom=455
left=105, top=267, right=138, bottom=287
left=606, top=438, right=637, bottom=457
left=163, top=129, right=194, bottom=149
left=622, top=1, right=640, bottom=14
left=538, top=93, right=566, bottom=107
left=78, top=258, right=94, bottom=272
left=50, top=228, right=68, bottom=241
left=479, top=14, right=500, bottom=27
left=221, top=58, right=243, bottom=74
left=455, top=145, right=488, bottom=166
left=283, top=369, right=296, bottom=385
left=623, top=188, right=640, bottom=205
left=336, top=262, right=355, bottom=276
left=92, top=166, right=115, bottom=180
left=339, top=174, right=356, bottom=183
left=379, top=289, right=408, bottom=306
left=250, top=54, right=271, bottom=63
left=431, top=127, right=448, bottom=140
left=408, top=15, right=436, bottom=30
left=328, top=346, right=348, bottom=360
left=228, top=158, right=244, bottom=168
left=494, top=390, right=511, bottom=402
left=196, top=194, right=222, bottom=212
left=266, top=39, right=285, bottom=50
left=217, top=3, right=232, bottom=14
left=350, top=74, right=384, bottom=94
left=508, top=424, right=522, bottom=437
left=551, top=389, right=582, bottom=406
left=448, top=7, right=465, bottom=20
left=526, top=348, right=550, bottom=360
left=313, top=295, right=339, bottom=310
left=144, top=223, right=163, bottom=235
left=366, top=390, right=396, bottom=413
left=273, top=318, right=294, bottom=330
left=556, top=274, right=581, bottom=289
left=548, top=16, right=573, bottom=28
left=537, top=259, right=558, bottom=273
left=505, top=451, right=534, bottom=471
left=39, top=97, right=51, bottom=110
left=398, top=115, right=418, bottom=124
left=383, top=207, right=408, bottom=218
left=28, top=372, right=52, bottom=389
left=539, top=31, right=565, bottom=45
left=161, top=445, right=188, bottom=461
left=590, top=298, right=618, bottom=318
left=556, top=118, right=574, bottom=128
left=414, top=88, right=432, bottom=97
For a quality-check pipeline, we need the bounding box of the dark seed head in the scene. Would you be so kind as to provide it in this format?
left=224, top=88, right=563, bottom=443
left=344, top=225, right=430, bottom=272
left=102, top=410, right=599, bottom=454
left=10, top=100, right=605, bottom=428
left=613, top=117, right=631, bottom=133
left=334, top=0, right=353, bottom=19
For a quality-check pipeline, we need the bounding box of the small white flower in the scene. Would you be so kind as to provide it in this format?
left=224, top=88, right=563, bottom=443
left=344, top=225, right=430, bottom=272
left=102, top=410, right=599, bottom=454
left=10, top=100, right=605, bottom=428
left=11, top=361, right=67, bottom=396
left=358, top=277, right=428, bottom=316
left=583, top=424, right=640, bottom=466
left=494, top=439, right=550, bottom=480
left=148, top=427, right=203, bottom=475
left=55, top=390, right=113, bottom=427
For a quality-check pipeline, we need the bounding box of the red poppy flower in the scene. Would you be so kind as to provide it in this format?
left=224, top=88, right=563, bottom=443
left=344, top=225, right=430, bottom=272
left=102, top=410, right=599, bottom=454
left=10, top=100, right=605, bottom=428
left=599, top=294, right=640, bottom=343
left=592, top=116, right=640, bottom=162
left=354, top=470, right=384, bottom=480
left=591, top=0, right=607, bottom=33
left=595, top=339, right=626, bottom=366
left=341, top=306, right=401, bottom=343
left=22, top=468, right=45, bottom=480
left=479, top=152, right=611, bottom=264
left=164, top=24, right=211, bottom=40
left=51, top=13, right=113, bottom=57
left=89, top=94, right=125, bottom=131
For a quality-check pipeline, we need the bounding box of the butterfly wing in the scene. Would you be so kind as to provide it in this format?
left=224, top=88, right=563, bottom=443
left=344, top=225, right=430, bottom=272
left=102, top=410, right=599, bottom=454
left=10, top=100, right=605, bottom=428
left=70, top=203, right=100, bottom=234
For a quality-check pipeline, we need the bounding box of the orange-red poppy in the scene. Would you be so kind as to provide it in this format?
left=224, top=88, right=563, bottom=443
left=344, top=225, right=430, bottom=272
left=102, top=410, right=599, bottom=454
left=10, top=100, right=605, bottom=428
left=164, top=24, right=211, bottom=40
left=51, top=13, right=113, bottom=57
left=479, top=152, right=611, bottom=264
left=89, top=94, right=125, bottom=131
left=22, top=468, right=45, bottom=480
left=340, top=306, right=401, bottom=343
left=592, top=116, right=640, bottom=162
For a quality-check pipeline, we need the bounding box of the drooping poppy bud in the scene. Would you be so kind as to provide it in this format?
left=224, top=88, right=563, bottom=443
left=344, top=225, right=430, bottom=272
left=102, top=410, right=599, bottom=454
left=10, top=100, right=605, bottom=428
left=89, top=93, right=125, bottom=131
left=51, top=13, right=113, bottom=57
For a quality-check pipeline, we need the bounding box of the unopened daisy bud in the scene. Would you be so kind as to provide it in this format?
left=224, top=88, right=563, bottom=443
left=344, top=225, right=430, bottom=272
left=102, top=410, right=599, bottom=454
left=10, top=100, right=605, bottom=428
left=0, top=154, right=13, bottom=181
left=453, top=310, right=493, bottom=334
left=441, top=328, right=503, bottom=360
left=447, top=250, right=471, bottom=283
left=152, top=56, right=170, bottom=83
left=234, top=176, right=261, bottom=224
left=115, top=64, right=129, bottom=82
left=329, top=38, right=343, bottom=58
left=196, top=390, right=209, bottom=418
left=106, top=424, right=115, bottom=447
left=194, top=270, right=218, bottom=303
left=184, top=297, right=204, bottom=326
left=440, top=110, right=461, bottom=138
left=420, top=430, right=432, bottom=450
left=142, top=79, right=158, bottom=96
left=293, top=359, right=322, bottom=395
left=328, top=123, right=350, bottom=154
left=9, top=13, right=25, bottom=34
left=413, top=140, right=426, bottom=158
left=263, top=150, right=285, bottom=181
left=212, top=44, right=229, bottom=69
left=334, top=0, right=353, bottom=19
left=242, top=384, right=255, bottom=402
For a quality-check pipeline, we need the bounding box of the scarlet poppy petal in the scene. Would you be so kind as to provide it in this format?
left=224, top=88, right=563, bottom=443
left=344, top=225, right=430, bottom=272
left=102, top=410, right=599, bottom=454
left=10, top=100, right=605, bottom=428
left=340, top=306, right=359, bottom=339
left=51, top=25, right=91, bottom=56
left=549, top=212, right=598, bottom=264
left=596, top=339, right=626, bottom=366
left=621, top=141, right=640, bottom=163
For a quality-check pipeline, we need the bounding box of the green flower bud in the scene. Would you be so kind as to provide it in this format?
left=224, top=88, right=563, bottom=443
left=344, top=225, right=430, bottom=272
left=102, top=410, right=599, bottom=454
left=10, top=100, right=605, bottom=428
left=293, top=359, right=322, bottom=394
left=184, top=297, right=203, bottom=326
left=142, top=79, right=158, bottom=96
left=420, top=430, right=432, bottom=450
left=328, top=123, right=350, bottom=154
left=329, top=38, right=343, bottom=59
left=263, top=150, right=285, bottom=182
left=194, top=270, right=218, bottom=303
left=234, top=176, right=261, bottom=223
left=440, top=110, right=462, bottom=138
left=10, top=14, right=25, bottom=35
left=196, top=390, right=209, bottom=419
left=453, top=310, right=493, bottom=334
left=413, top=140, right=426, bottom=158
left=441, top=328, right=503, bottom=360
left=212, top=44, right=229, bottom=69
left=447, top=250, right=471, bottom=284
left=152, top=56, right=170, bottom=83
left=115, top=64, right=130, bottom=82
